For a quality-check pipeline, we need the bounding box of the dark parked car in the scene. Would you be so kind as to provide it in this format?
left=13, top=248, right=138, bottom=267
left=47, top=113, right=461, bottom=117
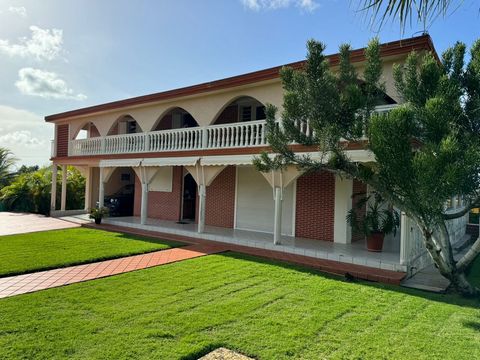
left=104, top=184, right=135, bottom=217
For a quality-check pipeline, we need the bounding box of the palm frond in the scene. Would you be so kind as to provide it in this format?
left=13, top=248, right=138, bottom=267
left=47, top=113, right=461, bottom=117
left=359, top=0, right=458, bottom=31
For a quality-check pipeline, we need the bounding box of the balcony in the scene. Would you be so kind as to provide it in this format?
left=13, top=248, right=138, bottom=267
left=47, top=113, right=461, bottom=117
left=62, top=105, right=397, bottom=157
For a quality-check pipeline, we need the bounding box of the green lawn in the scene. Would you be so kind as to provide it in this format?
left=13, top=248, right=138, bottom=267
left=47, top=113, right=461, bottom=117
left=0, top=253, right=479, bottom=359
left=0, top=228, right=182, bottom=277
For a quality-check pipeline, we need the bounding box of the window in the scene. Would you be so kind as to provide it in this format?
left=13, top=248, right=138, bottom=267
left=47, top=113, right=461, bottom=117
left=127, top=121, right=137, bottom=134
left=256, top=106, right=266, bottom=120
left=241, top=106, right=252, bottom=121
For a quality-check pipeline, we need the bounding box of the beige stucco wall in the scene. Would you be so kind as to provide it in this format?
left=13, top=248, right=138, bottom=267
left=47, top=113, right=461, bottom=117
left=58, top=55, right=405, bottom=140
left=65, top=80, right=285, bottom=139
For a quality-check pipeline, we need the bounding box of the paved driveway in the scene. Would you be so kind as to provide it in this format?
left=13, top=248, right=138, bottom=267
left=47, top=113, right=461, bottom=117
left=0, top=212, right=80, bottom=236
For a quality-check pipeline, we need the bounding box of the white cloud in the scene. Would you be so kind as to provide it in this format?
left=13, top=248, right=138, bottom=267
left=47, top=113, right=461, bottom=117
left=0, top=130, right=45, bottom=147
left=0, top=25, right=63, bottom=61
left=8, top=6, right=27, bottom=17
left=15, top=67, right=87, bottom=100
left=297, top=0, right=318, bottom=12
left=0, top=105, right=53, bottom=166
left=241, top=0, right=319, bottom=12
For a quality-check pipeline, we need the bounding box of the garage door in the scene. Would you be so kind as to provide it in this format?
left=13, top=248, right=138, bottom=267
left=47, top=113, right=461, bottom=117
left=235, top=166, right=295, bottom=235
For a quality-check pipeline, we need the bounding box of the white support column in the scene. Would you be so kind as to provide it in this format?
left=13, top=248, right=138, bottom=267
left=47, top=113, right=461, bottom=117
left=273, top=186, right=283, bottom=245
left=333, top=175, right=353, bottom=244
left=140, top=182, right=149, bottom=225
left=50, top=163, right=57, bottom=211
left=132, top=166, right=160, bottom=226
left=400, top=212, right=409, bottom=265
left=99, top=167, right=105, bottom=208
left=198, top=184, right=206, bottom=233
left=60, top=164, right=67, bottom=211
left=84, top=167, right=92, bottom=211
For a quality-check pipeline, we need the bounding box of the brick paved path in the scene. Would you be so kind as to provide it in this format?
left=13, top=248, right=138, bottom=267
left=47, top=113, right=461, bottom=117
left=0, top=244, right=226, bottom=299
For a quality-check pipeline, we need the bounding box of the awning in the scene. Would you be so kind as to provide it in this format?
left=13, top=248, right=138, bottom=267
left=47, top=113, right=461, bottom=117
left=141, top=156, right=199, bottom=167
left=99, top=159, right=142, bottom=168
left=300, top=150, right=374, bottom=163
left=200, top=155, right=257, bottom=166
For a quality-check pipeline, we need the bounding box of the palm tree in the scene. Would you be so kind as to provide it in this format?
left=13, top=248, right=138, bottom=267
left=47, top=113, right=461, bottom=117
left=0, top=147, right=17, bottom=188
left=360, top=0, right=459, bottom=30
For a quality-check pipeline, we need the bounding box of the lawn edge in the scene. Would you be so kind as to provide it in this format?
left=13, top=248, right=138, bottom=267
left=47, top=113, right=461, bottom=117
left=0, top=231, right=187, bottom=279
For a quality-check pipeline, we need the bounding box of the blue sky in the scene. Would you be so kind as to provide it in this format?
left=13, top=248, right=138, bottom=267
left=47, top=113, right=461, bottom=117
left=0, top=0, right=478, bottom=166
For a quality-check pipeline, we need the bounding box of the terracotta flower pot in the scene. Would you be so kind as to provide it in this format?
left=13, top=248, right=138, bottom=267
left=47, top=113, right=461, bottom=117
left=94, top=218, right=102, bottom=225
left=366, top=232, right=384, bottom=252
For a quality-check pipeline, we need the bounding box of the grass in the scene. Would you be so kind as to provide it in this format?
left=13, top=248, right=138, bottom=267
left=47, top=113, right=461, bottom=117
left=0, top=252, right=479, bottom=359
left=0, top=228, right=182, bottom=277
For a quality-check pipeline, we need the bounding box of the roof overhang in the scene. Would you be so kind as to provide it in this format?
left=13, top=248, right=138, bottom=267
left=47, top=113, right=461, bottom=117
left=44, top=35, right=437, bottom=123
left=142, top=156, right=199, bottom=167
left=99, top=159, right=142, bottom=168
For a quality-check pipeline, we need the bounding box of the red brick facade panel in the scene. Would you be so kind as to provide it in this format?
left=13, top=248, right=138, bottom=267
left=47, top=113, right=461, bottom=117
left=56, top=124, right=69, bottom=157
left=204, top=166, right=236, bottom=228
left=352, top=179, right=367, bottom=242
left=134, top=167, right=183, bottom=221
left=295, top=170, right=335, bottom=241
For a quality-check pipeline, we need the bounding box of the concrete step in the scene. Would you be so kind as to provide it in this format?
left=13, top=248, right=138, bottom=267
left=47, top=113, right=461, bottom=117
left=401, top=264, right=450, bottom=293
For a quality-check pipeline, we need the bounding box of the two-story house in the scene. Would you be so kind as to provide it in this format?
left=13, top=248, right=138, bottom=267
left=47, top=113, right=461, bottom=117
left=45, top=35, right=469, bottom=282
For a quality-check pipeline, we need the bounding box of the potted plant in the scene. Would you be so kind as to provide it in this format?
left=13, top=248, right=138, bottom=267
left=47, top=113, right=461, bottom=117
left=346, top=192, right=400, bottom=252
left=89, top=207, right=109, bottom=225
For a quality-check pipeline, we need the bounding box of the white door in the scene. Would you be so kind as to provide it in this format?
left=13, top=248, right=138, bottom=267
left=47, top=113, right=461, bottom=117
left=235, top=166, right=295, bottom=235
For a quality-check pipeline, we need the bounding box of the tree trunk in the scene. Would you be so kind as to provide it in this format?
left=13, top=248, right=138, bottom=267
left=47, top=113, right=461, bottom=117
left=449, top=272, right=479, bottom=297
left=423, top=227, right=479, bottom=297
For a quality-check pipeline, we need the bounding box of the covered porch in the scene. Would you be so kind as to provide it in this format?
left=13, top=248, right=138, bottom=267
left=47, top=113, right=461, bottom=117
left=103, top=215, right=405, bottom=273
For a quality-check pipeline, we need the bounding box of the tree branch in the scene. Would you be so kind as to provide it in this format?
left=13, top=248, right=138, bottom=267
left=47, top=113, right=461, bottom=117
left=457, top=235, right=480, bottom=272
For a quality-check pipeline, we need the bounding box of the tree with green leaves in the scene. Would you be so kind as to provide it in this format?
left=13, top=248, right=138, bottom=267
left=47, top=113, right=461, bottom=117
left=0, top=166, right=85, bottom=215
left=0, top=147, right=17, bottom=189
left=255, top=38, right=480, bottom=296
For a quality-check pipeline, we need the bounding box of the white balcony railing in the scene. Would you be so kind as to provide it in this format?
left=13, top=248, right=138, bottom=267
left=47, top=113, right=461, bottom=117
left=66, top=105, right=398, bottom=157
left=69, top=119, right=270, bottom=157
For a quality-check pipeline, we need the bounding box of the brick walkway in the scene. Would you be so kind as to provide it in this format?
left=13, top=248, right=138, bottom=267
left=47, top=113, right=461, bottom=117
left=0, top=212, right=79, bottom=236
left=0, top=244, right=226, bottom=299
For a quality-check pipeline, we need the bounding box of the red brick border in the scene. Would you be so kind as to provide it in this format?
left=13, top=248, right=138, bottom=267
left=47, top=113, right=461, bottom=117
left=86, top=223, right=406, bottom=285
left=0, top=243, right=226, bottom=299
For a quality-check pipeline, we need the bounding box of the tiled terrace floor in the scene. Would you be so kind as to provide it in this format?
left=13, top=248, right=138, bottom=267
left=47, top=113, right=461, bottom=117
left=0, top=243, right=226, bottom=299
left=103, top=216, right=405, bottom=272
